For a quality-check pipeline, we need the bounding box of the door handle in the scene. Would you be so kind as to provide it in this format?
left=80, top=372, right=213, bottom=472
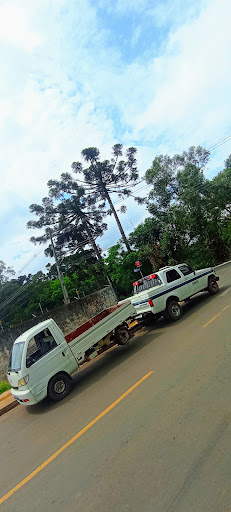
left=62, top=351, right=66, bottom=357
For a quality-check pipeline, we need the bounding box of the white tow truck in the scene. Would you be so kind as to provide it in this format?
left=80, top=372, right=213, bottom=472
left=124, top=263, right=219, bottom=321
left=7, top=301, right=136, bottom=406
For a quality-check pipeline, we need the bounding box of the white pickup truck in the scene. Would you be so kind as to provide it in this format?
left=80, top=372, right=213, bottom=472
left=7, top=301, right=136, bottom=406
left=125, top=264, right=219, bottom=321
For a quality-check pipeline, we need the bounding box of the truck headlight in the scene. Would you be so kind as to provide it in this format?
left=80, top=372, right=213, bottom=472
left=18, top=375, right=29, bottom=387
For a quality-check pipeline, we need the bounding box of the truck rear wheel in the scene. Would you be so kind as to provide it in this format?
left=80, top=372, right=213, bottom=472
left=115, top=326, right=130, bottom=345
left=48, top=374, right=71, bottom=402
left=208, top=276, right=219, bottom=295
left=166, top=301, right=182, bottom=321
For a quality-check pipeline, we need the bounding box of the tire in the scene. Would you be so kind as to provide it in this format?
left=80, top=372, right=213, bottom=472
left=165, top=300, right=182, bottom=321
left=208, top=276, right=219, bottom=295
left=48, top=373, right=71, bottom=402
left=115, top=326, right=130, bottom=345
left=162, top=310, right=170, bottom=320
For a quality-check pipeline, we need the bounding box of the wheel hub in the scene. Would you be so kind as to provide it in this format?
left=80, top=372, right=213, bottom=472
left=172, top=305, right=180, bottom=317
left=54, top=380, right=66, bottom=394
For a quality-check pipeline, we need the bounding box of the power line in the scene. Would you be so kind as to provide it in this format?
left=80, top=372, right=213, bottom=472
left=0, top=244, right=49, bottom=296
left=0, top=258, right=50, bottom=320
left=206, top=133, right=231, bottom=151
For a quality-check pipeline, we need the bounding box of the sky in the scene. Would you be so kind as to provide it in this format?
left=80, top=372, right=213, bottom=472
left=1, top=0, right=231, bottom=277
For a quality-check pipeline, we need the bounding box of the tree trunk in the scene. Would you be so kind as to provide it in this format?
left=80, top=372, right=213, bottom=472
left=104, top=189, right=131, bottom=252
left=50, top=234, right=70, bottom=304
left=84, top=220, right=104, bottom=264
left=83, top=219, right=117, bottom=298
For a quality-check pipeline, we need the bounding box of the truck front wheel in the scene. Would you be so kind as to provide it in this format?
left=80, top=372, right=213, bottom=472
left=208, top=276, right=219, bottom=295
left=166, top=301, right=182, bottom=321
left=48, top=374, right=71, bottom=402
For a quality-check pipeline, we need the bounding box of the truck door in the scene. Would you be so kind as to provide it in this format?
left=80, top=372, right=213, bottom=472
left=178, top=264, right=201, bottom=295
left=24, top=327, right=74, bottom=400
left=165, top=269, right=191, bottom=300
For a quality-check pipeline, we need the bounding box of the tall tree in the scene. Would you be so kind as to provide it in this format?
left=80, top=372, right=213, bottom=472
left=145, top=146, right=229, bottom=266
left=28, top=188, right=105, bottom=257
left=208, top=166, right=231, bottom=254
left=145, top=146, right=210, bottom=212
left=210, top=167, right=231, bottom=215
left=71, top=144, right=139, bottom=251
left=129, top=218, right=164, bottom=269
left=224, top=154, right=231, bottom=170
left=105, top=243, right=152, bottom=298
left=0, top=261, right=15, bottom=285
left=46, top=177, right=111, bottom=280
left=27, top=182, right=112, bottom=286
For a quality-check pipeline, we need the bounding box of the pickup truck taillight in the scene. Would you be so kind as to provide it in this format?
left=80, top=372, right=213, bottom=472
left=148, top=299, right=154, bottom=307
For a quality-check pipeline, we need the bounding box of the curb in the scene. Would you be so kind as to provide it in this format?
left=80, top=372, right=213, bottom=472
left=0, top=389, right=18, bottom=417
left=0, top=390, right=11, bottom=404
left=215, top=260, right=231, bottom=268
left=0, top=399, right=18, bottom=417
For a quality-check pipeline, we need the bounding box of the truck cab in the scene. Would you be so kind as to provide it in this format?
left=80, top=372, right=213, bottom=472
left=7, top=319, right=76, bottom=405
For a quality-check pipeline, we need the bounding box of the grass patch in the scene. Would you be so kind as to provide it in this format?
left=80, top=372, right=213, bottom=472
left=0, top=380, right=11, bottom=395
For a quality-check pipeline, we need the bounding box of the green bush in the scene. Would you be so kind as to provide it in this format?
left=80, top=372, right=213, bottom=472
left=0, top=380, right=11, bottom=395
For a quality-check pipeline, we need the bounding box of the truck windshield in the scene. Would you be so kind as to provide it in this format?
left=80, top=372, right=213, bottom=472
left=133, top=275, right=162, bottom=294
left=8, top=342, right=25, bottom=372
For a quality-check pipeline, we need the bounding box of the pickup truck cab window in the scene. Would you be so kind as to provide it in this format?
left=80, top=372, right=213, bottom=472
left=26, top=328, right=57, bottom=368
left=179, top=264, right=194, bottom=276
left=166, top=269, right=181, bottom=283
left=133, top=274, right=162, bottom=294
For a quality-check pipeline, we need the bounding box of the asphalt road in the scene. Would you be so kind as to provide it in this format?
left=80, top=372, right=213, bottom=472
left=0, top=263, right=231, bottom=512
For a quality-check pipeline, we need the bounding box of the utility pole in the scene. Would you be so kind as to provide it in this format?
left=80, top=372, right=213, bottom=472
left=39, top=302, right=44, bottom=314
left=50, top=234, right=70, bottom=305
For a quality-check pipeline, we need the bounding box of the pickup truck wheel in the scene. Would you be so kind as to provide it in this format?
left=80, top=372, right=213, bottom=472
left=208, top=277, right=219, bottom=295
left=166, top=301, right=182, bottom=321
left=115, top=326, right=130, bottom=345
left=48, top=374, right=71, bottom=402
left=163, top=310, right=170, bottom=320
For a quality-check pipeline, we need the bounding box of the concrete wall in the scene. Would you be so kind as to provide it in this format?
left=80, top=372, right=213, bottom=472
left=0, top=286, right=116, bottom=380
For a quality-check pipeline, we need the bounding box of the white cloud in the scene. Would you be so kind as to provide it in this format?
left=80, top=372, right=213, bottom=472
left=136, top=0, right=231, bottom=141
left=0, top=0, right=42, bottom=50
left=0, top=0, right=230, bottom=274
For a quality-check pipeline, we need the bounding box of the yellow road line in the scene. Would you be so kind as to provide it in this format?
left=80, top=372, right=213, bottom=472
left=202, top=305, right=229, bottom=328
left=0, top=370, right=153, bottom=505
